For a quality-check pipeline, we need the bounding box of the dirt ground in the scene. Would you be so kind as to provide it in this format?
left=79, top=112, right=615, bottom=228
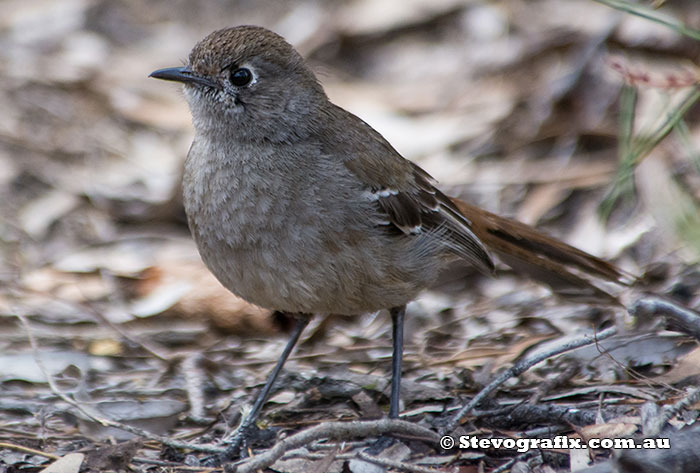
left=1, top=1, right=699, bottom=472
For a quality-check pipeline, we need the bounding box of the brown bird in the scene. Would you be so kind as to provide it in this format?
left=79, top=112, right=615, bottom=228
left=150, top=25, right=625, bottom=454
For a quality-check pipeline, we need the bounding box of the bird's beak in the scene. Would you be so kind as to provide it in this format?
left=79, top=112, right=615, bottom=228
left=149, top=66, right=220, bottom=89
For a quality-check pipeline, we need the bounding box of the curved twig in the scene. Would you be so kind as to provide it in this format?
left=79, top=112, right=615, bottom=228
left=444, top=326, right=618, bottom=433
left=233, top=419, right=440, bottom=473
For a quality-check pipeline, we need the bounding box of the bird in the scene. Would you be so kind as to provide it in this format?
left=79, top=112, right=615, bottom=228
left=149, top=25, right=625, bottom=455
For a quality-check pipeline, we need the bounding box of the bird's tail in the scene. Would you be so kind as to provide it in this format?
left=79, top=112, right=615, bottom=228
left=451, top=197, right=631, bottom=305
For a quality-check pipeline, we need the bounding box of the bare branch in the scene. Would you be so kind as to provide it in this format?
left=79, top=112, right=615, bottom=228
left=444, top=326, right=618, bottom=433
left=233, top=419, right=440, bottom=473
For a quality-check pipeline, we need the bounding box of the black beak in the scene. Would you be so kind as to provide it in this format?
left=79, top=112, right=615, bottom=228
left=149, top=66, right=220, bottom=89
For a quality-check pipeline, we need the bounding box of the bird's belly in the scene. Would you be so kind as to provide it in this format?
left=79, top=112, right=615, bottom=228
left=199, top=240, right=328, bottom=313
left=191, top=213, right=427, bottom=315
left=183, top=153, right=433, bottom=315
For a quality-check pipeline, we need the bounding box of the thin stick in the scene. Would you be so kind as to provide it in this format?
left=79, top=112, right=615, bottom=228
left=493, top=452, right=540, bottom=473
left=647, top=386, right=700, bottom=436
left=131, top=456, right=221, bottom=471
left=233, top=419, right=440, bottom=473
left=630, top=296, right=700, bottom=340
left=358, top=450, right=440, bottom=473
left=0, top=442, right=61, bottom=460
left=444, top=326, right=618, bottom=433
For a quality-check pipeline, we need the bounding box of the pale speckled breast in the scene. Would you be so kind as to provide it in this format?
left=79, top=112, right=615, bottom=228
left=184, top=139, right=318, bottom=311
left=182, top=137, right=442, bottom=314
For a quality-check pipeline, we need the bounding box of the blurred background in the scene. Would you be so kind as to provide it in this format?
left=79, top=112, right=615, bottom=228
left=0, top=0, right=699, bottom=470
left=1, top=0, right=698, bottom=332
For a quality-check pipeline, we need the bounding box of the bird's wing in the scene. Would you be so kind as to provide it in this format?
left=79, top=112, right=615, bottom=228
left=330, top=105, right=494, bottom=274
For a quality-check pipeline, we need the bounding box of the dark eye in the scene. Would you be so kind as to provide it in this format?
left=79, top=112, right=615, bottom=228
left=230, top=67, right=252, bottom=86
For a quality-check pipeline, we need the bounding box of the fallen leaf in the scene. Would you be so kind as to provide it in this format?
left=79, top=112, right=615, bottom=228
left=580, top=422, right=638, bottom=441
left=657, top=346, right=700, bottom=384
left=39, top=453, right=84, bottom=473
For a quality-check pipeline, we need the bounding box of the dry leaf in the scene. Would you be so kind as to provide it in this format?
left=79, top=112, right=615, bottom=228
left=39, top=453, right=84, bottom=473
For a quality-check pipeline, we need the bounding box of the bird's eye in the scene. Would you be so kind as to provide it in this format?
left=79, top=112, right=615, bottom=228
left=230, top=67, right=253, bottom=86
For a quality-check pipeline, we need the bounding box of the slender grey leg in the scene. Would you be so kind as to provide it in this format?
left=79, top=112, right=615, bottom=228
left=389, top=305, right=405, bottom=418
left=361, top=307, right=408, bottom=456
left=222, top=314, right=310, bottom=458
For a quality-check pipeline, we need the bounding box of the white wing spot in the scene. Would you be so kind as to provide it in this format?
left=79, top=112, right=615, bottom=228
left=364, top=188, right=399, bottom=201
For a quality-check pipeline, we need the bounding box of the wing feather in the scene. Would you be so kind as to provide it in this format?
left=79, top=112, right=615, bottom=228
left=326, top=104, right=494, bottom=274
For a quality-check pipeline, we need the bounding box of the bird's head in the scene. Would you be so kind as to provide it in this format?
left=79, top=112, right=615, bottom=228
left=150, top=26, right=327, bottom=142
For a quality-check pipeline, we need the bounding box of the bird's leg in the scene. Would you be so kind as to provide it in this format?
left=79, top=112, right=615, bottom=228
left=364, top=305, right=407, bottom=456
left=220, top=314, right=310, bottom=460
left=389, top=305, right=405, bottom=418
